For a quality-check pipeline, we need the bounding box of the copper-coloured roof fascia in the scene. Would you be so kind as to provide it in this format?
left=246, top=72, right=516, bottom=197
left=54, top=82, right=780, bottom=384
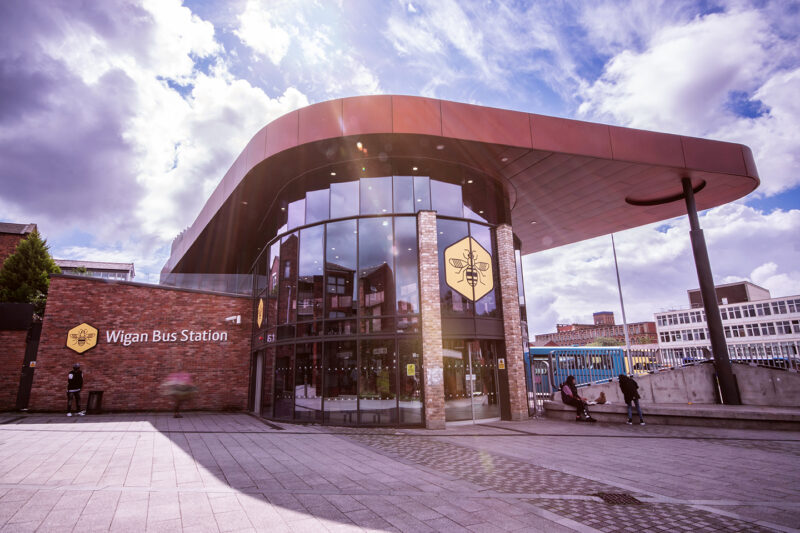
left=163, top=95, right=758, bottom=275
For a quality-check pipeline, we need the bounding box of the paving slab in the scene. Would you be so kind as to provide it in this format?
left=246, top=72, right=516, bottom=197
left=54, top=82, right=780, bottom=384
left=0, top=412, right=798, bottom=532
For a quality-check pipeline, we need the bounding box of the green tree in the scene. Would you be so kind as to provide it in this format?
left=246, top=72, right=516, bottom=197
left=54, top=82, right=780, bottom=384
left=587, top=336, right=624, bottom=347
left=0, top=230, right=61, bottom=317
left=73, top=266, right=89, bottom=275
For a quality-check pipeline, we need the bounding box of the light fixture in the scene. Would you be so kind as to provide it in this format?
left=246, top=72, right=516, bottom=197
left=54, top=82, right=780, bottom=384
left=416, top=198, right=422, bottom=202
left=330, top=171, right=336, bottom=176
left=412, top=166, right=418, bottom=171
left=530, top=220, right=537, bottom=224
left=356, top=141, right=363, bottom=150
left=479, top=210, right=484, bottom=214
left=501, top=157, right=509, bottom=162
left=467, top=179, right=473, bottom=184
left=280, top=207, right=286, bottom=211
left=436, top=144, right=445, bottom=150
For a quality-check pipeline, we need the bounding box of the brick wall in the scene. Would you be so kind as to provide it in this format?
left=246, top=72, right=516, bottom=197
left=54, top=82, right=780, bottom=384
left=0, top=330, right=27, bottom=409
left=417, top=211, right=445, bottom=429
left=0, top=233, right=25, bottom=267
left=30, top=276, right=252, bottom=412
left=495, top=224, right=529, bottom=420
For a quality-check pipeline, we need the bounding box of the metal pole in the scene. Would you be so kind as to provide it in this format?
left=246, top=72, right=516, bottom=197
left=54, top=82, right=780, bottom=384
left=612, top=234, right=634, bottom=374
left=681, top=178, right=740, bottom=404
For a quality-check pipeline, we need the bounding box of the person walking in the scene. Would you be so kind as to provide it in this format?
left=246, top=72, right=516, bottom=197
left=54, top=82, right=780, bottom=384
left=618, top=374, right=645, bottom=425
left=560, top=375, right=596, bottom=422
left=67, top=363, right=85, bottom=416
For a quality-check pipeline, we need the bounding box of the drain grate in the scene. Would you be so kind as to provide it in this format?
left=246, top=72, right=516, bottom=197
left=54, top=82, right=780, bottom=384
left=593, top=492, right=643, bottom=505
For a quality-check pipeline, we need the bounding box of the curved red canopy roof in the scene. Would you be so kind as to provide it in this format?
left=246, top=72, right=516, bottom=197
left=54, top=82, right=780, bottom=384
left=164, top=95, right=758, bottom=275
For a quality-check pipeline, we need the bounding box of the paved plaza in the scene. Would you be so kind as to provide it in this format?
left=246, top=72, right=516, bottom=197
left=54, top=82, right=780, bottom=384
left=0, top=413, right=798, bottom=532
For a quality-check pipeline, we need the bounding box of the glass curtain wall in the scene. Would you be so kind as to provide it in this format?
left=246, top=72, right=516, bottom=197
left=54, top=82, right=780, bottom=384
left=251, top=170, right=505, bottom=426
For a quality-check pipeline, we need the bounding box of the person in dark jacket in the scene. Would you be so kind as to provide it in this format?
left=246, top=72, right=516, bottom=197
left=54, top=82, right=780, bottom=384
left=560, top=375, right=596, bottom=422
left=618, top=374, right=645, bottom=425
left=67, top=363, right=85, bottom=417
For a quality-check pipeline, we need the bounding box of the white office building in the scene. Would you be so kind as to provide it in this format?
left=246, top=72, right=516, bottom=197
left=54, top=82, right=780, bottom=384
left=655, top=282, right=800, bottom=366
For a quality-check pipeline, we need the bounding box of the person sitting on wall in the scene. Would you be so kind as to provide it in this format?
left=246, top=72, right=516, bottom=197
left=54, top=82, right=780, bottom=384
left=618, top=374, right=645, bottom=425
left=560, top=375, right=596, bottom=422
left=67, top=363, right=85, bottom=417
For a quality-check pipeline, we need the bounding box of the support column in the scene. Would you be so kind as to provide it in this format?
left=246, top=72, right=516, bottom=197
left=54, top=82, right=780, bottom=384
left=417, top=211, right=445, bottom=429
left=495, top=224, right=530, bottom=420
left=682, top=178, right=741, bottom=405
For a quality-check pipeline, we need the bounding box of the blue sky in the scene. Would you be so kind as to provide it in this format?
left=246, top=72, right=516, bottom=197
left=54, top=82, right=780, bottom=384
left=1, top=0, right=799, bottom=335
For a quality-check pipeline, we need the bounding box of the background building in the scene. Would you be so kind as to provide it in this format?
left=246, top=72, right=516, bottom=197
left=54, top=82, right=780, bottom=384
left=0, top=222, right=36, bottom=265
left=655, top=281, right=800, bottom=363
left=54, top=260, right=135, bottom=281
left=534, top=311, right=657, bottom=346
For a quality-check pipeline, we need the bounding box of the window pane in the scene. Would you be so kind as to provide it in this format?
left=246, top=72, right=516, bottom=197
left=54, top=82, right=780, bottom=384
left=437, top=218, right=472, bottom=316
left=470, top=223, right=499, bottom=317
left=359, top=217, right=395, bottom=317
left=273, top=345, right=293, bottom=419
left=323, top=340, right=357, bottom=425
left=431, top=179, right=462, bottom=216
left=294, top=342, right=322, bottom=422
left=395, top=217, right=419, bottom=315
left=325, top=220, right=357, bottom=318
left=298, top=226, right=324, bottom=321
left=330, top=181, right=358, bottom=218
left=278, top=233, right=298, bottom=325
left=393, top=176, right=414, bottom=213
left=413, top=176, right=430, bottom=212
left=305, top=189, right=330, bottom=224
left=287, top=198, right=305, bottom=229
left=266, top=242, right=280, bottom=329
left=398, top=338, right=423, bottom=425
left=359, top=339, right=397, bottom=425
left=360, top=177, right=392, bottom=215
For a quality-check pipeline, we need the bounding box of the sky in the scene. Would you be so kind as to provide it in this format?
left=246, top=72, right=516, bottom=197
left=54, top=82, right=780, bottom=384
left=1, top=0, right=799, bottom=337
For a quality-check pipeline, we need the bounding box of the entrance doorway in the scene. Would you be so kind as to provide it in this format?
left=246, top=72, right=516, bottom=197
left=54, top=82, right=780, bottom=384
left=443, top=339, right=500, bottom=422
left=252, top=351, right=263, bottom=415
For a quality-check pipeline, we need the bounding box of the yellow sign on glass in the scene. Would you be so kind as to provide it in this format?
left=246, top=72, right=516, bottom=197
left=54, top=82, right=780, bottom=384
left=406, top=364, right=415, bottom=376
left=444, top=236, right=493, bottom=301
left=66, top=323, right=98, bottom=354
left=257, top=298, right=264, bottom=328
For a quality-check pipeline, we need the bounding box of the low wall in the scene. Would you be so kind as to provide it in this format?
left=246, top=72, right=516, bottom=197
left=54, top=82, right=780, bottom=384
left=30, top=276, right=252, bottom=412
left=577, top=363, right=800, bottom=407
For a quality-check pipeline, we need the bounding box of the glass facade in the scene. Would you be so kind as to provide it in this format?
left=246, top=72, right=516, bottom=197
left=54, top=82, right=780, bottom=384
left=250, top=168, right=507, bottom=426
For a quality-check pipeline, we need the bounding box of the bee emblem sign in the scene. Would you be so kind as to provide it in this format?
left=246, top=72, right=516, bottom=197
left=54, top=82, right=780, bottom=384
left=66, top=323, right=98, bottom=354
left=444, top=237, right=493, bottom=301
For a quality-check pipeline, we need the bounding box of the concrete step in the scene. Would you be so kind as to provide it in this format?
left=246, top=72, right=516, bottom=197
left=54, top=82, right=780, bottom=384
left=542, top=400, right=800, bottom=430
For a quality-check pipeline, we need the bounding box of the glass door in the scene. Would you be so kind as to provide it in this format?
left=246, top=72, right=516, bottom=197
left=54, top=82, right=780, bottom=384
left=444, top=339, right=500, bottom=422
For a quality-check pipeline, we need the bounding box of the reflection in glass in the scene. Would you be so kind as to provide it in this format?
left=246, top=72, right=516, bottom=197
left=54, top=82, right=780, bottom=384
left=325, top=220, right=357, bottom=318
left=278, top=233, right=298, bottom=324
left=359, top=218, right=394, bottom=318
left=359, top=339, right=397, bottom=425
left=266, top=241, right=280, bottom=329
left=325, top=319, right=356, bottom=336
left=330, top=181, right=358, bottom=219
left=261, top=344, right=275, bottom=415
left=393, top=176, right=414, bottom=213
left=305, top=189, right=330, bottom=224
left=472, top=340, right=500, bottom=420
left=470, top=223, right=498, bottom=317
left=437, top=219, right=472, bottom=316
left=360, top=177, right=392, bottom=215
left=394, top=217, right=419, bottom=315
left=287, top=198, right=305, bottom=229
left=398, top=339, right=423, bottom=425
left=298, top=226, right=324, bottom=321
left=443, top=339, right=500, bottom=422
left=443, top=340, right=470, bottom=421
left=413, top=176, right=430, bottom=212
left=324, top=340, right=357, bottom=425
left=294, top=342, right=322, bottom=422
left=431, top=179, right=462, bottom=217
left=274, top=344, right=293, bottom=419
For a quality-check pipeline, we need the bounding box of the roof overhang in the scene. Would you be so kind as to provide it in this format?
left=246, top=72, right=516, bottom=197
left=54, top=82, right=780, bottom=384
left=163, top=95, right=758, bottom=275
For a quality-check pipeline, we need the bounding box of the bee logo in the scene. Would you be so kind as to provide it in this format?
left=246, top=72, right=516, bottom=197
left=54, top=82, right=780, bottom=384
left=444, top=237, right=494, bottom=301
left=66, top=323, right=99, bottom=354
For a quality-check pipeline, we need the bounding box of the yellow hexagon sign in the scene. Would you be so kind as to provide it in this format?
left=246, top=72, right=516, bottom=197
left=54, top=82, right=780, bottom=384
left=444, top=236, right=493, bottom=301
left=66, top=323, right=98, bottom=354
left=257, top=298, right=264, bottom=328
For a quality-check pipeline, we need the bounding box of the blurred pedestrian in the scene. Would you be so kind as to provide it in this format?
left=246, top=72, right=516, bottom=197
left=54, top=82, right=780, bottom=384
left=619, top=374, right=645, bottom=425
left=67, top=363, right=85, bottom=416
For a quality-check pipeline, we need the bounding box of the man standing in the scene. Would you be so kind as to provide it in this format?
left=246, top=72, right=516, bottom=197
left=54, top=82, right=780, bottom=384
left=67, top=363, right=85, bottom=416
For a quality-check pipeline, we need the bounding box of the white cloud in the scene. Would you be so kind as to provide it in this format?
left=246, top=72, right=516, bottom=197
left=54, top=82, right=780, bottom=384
left=524, top=204, right=800, bottom=336
left=234, top=0, right=291, bottom=65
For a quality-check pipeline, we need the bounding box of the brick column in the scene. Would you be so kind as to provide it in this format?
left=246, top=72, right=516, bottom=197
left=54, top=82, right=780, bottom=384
left=417, top=211, right=445, bottom=429
left=495, top=224, right=529, bottom=420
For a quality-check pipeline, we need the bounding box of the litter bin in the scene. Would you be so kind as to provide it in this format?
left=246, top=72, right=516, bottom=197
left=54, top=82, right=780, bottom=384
left=86, top=391, right=104, bottom=414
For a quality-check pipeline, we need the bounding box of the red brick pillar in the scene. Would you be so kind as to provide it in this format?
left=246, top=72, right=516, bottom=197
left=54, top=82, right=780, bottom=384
left=417, top=210, right=445, bottom=429
left=495, top=223, right=529, bottom=420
